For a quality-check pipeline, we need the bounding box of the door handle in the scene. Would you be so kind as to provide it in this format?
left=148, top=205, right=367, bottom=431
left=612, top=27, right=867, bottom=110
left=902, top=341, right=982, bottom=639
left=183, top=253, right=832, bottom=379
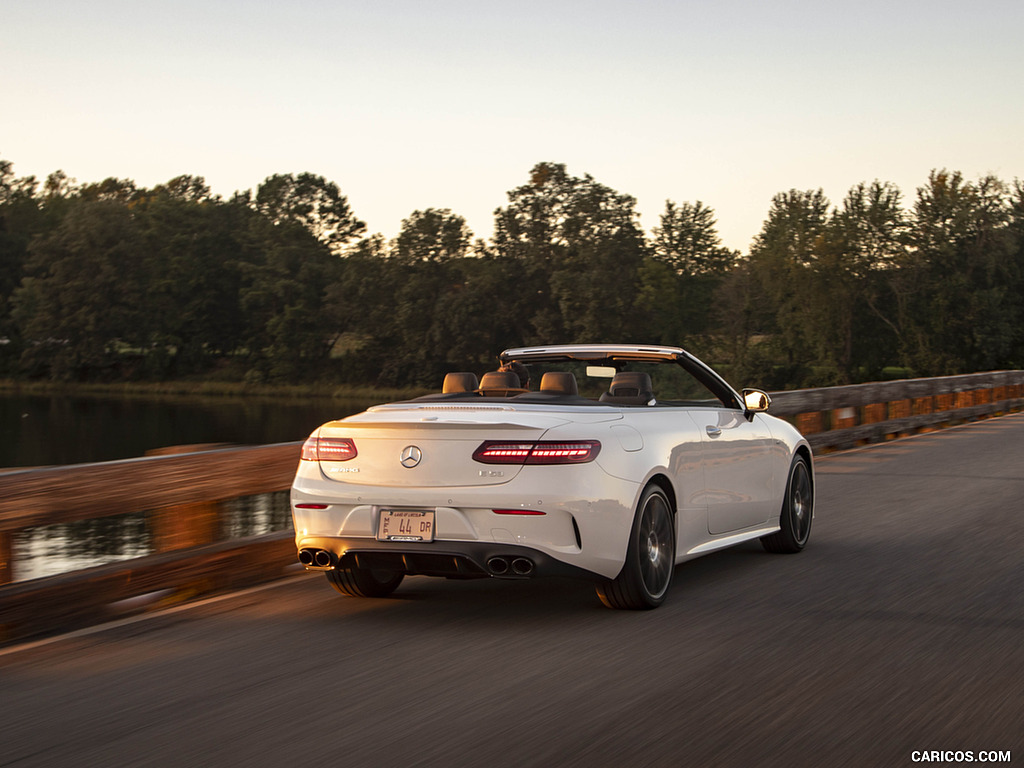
left=705, top=425, right=722, bottom=438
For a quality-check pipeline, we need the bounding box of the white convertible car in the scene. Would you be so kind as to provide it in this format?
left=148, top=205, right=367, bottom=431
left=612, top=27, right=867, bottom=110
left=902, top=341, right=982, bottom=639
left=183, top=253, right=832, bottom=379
left=291, top=344, right=813, bottom=609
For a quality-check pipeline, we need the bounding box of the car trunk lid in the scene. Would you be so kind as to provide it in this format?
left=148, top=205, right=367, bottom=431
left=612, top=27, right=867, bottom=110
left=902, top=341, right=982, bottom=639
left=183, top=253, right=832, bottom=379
left=314, top=405, right=569, bottom=487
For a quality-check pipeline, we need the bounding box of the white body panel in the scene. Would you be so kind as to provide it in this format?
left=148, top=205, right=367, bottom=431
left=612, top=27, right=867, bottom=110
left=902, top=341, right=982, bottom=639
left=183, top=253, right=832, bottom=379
left=292, top=398, right=810, bottom=581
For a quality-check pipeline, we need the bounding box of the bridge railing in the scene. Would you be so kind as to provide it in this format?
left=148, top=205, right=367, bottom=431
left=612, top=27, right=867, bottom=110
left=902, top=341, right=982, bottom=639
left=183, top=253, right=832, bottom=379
left=767, top=370, right=1024, bottom=451
left=0, top=442, right=303, bottom=639
left=1, top=370, right=1023, bottom=641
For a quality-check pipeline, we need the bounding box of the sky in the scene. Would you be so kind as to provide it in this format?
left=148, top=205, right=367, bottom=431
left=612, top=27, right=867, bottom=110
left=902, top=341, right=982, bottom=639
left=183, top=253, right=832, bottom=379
left=3, top=0, right=1022, bottom=252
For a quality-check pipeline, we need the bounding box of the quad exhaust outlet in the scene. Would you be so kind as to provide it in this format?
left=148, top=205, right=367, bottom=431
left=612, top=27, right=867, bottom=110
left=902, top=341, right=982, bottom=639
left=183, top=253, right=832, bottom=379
left=487, top=556, right=535, bottom=577
left=298, top=548, right=336, bottom=568
left=302, top=549, right=534, bottom=576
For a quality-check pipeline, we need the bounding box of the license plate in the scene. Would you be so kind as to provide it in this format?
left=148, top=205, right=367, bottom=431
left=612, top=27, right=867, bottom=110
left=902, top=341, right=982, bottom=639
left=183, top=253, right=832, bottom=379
left=376, top=509, right=435, bottom=542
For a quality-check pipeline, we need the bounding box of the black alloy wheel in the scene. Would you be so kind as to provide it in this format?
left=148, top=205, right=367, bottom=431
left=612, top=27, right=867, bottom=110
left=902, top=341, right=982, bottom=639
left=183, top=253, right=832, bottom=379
left=761, top=454, right=813, bottom=554
left=597, top=484, right=676, bottom=610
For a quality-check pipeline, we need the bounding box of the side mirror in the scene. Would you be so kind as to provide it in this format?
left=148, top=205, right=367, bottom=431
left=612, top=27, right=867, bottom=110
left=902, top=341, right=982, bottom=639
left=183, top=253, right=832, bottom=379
left=742, top=388, right=771, bottom=414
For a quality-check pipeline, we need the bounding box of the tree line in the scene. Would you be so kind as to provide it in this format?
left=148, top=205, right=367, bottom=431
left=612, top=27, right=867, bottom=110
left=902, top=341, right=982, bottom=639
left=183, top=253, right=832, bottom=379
left=1, top=157, right=1022, bottom=390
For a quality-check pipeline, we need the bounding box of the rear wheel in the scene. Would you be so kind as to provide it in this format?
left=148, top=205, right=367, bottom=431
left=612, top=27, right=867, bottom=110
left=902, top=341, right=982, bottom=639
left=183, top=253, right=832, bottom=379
left=326, top=560, right=405, bottom=597
left=597, top=484, right=675, bottom=610
left=761, top=455, right=813, bottom=554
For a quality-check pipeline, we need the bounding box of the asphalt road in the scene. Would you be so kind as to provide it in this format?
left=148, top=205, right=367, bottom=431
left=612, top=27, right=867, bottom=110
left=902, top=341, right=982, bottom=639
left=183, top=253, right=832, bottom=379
left=2, top=414, right=1023, bottom=768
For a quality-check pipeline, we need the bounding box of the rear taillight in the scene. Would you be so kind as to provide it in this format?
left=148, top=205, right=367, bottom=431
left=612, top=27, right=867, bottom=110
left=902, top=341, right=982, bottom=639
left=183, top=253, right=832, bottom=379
left=300, top=435, right=357, bottom=461
left=473, top=440, right=601, bottom=465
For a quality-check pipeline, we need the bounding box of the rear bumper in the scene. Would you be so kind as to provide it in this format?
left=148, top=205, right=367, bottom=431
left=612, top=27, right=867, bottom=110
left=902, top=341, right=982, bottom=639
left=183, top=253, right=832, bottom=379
left=295, top=536, right=604, bottom=582
left=291, top=459, right=640, bottom=580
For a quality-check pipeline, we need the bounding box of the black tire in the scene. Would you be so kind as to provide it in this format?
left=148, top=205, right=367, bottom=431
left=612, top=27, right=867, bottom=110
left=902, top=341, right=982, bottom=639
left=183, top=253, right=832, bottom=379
left=326, top=561, right=404, bottom=597
left=761, top=454, right=813, bottom=554
left=596, top=484, right=676, bottom=610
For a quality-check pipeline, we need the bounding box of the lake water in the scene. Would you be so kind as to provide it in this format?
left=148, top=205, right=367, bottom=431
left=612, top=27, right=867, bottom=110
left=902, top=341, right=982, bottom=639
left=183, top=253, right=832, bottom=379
left=2, top=391, right=380, bottom=582
left=0, top=391, right=382, bottom=468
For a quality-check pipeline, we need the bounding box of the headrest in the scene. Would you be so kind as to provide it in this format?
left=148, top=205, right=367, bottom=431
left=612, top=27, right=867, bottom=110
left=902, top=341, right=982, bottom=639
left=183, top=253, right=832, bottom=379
left=479, top=371, right=521, bottom=391
left=539, top=372, right=578, bottom=396
left=442, top=372, right=479, bottom=394
left=498, top=361, right=529, bottom=388
left=608, top=371, right=653, bottom=398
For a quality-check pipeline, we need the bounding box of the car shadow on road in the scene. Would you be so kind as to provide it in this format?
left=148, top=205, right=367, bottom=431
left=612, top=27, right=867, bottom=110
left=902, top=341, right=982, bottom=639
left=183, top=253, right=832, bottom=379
left=295, top=539, right=791, bottom=632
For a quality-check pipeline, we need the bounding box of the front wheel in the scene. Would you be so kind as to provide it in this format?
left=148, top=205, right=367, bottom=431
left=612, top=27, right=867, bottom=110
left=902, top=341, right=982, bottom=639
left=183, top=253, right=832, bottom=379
left=597, top=484, right=676, bottom=610
left=326, top=560, right=404, bottom=597
left=761, top=454, right=813, bottom=554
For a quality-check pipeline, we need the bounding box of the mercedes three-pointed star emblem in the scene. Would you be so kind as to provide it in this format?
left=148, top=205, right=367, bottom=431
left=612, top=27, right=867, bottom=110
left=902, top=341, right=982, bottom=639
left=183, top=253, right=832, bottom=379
left=400, top=445, right=422, bottom=468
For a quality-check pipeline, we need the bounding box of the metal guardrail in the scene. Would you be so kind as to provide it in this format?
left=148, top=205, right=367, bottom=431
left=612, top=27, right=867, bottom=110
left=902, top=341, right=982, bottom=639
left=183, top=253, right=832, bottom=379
left=1, top=371, right=1023, bottom=641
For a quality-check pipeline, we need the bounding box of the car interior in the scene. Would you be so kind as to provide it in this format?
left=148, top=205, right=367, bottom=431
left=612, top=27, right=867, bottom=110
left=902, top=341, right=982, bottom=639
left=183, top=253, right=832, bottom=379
left=411, top=356, right=736, bottom=409
left=418, top=368, right=658, bottom=406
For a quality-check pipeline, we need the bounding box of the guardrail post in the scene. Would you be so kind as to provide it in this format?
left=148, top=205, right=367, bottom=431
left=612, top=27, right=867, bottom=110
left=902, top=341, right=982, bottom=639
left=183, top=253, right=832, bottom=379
left=152, top=502, right=221, bottom=552
left=889, top=399, right=911, bottom=420
left=832, top=407, right=856, bottom=430
left=863, top=403, right=886, bottom=424
left=0, top=532, right=12, bottom=585
left=145, top=445, right=225, bottom=553
left=796, top=412, right=824, bottom=434
left=913, top=396, right=933, bottom=416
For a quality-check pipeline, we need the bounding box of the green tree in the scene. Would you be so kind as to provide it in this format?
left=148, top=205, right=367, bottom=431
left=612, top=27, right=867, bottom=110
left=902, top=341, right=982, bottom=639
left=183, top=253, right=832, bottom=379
left=0, top=161, right=42, bottom=368
left=812, top=181, right=907, bottom=383
left=237, top=219, right=344, bottom=381
left=742, top=189, right=830, bottom=385
left=254, top=173, right=366, bottom=253
left=493, top=162, right=647, bottom=344
left=651, top=200, right=734, bottom=276
left=896, top=171, right=1018, bottom=374
left=639, top=200, right=736, bottom=352
left=392, top=208, right=472, bottom=264
left=78, top=176, right=138, bottom=203
left=431, top=251, right=524, bottom=373
left=132, top=178, right=247, bottom=374
left=322, top=234, right=404, bottom=384
left=1006, top=180, right=1024, bottom=365
left=13, top=199, right=147, bottom=379
left=325, top=210, right=519, bottom=387
left=740, top=183, right=910, bottom=386
left=382, top=210, right=473, bottom=384
left=234, top=173, right=368, bottom=380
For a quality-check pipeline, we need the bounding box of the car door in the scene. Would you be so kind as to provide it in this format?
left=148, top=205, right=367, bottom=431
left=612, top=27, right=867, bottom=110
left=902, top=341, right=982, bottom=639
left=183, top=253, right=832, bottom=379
left=687, top=407, right=777, bottom=534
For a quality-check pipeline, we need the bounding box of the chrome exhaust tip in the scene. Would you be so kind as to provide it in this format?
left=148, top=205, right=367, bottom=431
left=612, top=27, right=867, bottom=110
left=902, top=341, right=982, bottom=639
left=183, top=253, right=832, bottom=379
left=298, top=549, right=315, bottom=566
left=313, top=549, right=335, bottom=568
left=511, top=558, right=534, bottom=576
left=487, top=556, right=510, bottom=575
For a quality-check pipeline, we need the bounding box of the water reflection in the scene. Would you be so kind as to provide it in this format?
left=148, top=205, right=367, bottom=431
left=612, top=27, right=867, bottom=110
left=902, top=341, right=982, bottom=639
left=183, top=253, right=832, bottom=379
left=13, top=491, right=293, bottom=582
left=0, top=392, right=379, bottom=468
left=16, top=511, right=151, bottom=582
left=2, top=391, right=376, bottom=581
left=223, top=491, right=293, bottom=540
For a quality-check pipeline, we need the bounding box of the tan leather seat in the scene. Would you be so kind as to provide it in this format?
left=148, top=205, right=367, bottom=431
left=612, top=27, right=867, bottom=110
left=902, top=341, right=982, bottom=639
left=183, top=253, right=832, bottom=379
left=442, top=372, right=479, bottom=394
left=539, top=372, right=578, bottom=396
left=478, top=371, right=524, bottom=397
left=599, top=372, right=655, bottom=405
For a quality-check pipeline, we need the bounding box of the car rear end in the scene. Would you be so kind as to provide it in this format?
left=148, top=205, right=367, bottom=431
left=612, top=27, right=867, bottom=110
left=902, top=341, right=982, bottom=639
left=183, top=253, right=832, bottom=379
left=291, top=403, right=638, bottom=582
